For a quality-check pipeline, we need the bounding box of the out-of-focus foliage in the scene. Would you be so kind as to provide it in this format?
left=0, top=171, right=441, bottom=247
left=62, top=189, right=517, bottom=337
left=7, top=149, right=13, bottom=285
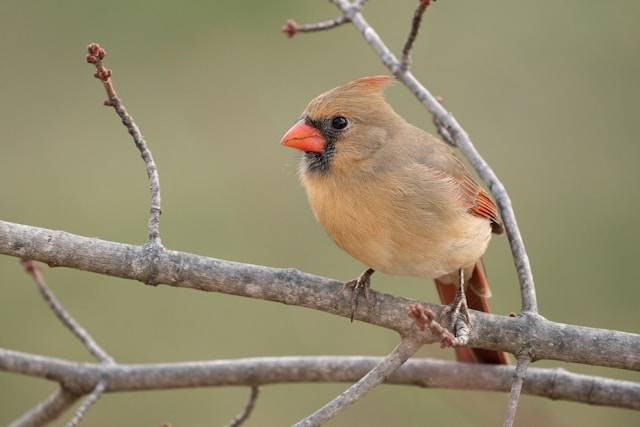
left=1, top=1, right=639, bottom=425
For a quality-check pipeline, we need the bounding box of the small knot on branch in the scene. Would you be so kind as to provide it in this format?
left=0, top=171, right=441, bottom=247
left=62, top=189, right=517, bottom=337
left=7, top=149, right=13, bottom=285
left=281, top=19, right=299, bottom=38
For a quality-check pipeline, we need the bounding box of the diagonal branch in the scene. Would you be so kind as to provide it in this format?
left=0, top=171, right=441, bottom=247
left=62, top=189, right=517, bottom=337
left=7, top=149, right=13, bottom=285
left=66, top=381, right=107, bottom=427
left=18, top=259, right=115, bottom=426
left=20, top=260, right=114, bottom=364
left=86, top=43, right=162, bottom=246
left=226, top=386, right=260, bottom=427
left=8, top=388, right=79, bottom=427
left=324, top=0, right=538, bottom=315
left=294, top=337, right=422, bottom=426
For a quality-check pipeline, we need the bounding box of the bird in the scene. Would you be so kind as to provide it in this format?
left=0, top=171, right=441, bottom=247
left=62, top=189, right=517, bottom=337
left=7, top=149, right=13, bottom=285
left=280, top=75, right=507, bottom=364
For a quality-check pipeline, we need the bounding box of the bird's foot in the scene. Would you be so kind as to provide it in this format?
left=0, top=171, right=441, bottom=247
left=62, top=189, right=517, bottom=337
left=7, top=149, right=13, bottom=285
left=439, top=290, right=472, bottom=346
left=408, top=303, right=470, bottom=348
left=343, top=268, right=374, bottom=322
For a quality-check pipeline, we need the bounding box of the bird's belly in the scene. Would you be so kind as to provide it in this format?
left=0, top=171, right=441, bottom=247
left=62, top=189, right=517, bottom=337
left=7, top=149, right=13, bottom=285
left=307, top=184, right=491, bottom=279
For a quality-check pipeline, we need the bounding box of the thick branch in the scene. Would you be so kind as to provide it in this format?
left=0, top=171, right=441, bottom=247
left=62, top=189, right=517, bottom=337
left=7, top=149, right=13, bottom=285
left=1, top=220, right=638, bottom=370
left=1, top=349, right=639, bottom=411
left=327, top=0, right=538, bottom=314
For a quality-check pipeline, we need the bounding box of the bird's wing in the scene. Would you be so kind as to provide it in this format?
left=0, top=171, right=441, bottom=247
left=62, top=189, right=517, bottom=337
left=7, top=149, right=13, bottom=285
left=413, top=134, right=503, bottom=234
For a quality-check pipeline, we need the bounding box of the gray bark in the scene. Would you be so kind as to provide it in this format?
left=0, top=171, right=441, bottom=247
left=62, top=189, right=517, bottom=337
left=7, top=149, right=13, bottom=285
left=1, top=219, right=639, bottom=371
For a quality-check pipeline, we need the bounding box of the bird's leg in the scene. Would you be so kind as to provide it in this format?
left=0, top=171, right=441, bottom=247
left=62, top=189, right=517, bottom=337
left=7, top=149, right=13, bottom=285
left=439, top=268, right=472, bottom=345
left=343, top=268, right=375, bottom=322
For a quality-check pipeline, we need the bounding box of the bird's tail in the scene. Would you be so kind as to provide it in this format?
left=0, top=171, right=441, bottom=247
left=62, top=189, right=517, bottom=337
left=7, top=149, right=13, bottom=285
left=434, top=261, right=509, bottom=364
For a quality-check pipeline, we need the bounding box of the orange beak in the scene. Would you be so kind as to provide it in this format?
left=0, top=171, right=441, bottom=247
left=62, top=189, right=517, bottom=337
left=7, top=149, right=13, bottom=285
left=280, top=120, right=326, bottom=153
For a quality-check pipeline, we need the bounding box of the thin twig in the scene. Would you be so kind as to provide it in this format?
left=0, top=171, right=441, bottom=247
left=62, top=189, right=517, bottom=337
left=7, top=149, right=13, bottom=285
left=432, top=95, right=454, bottom=144
left=281, top=17, right=349, bottom=38
left=326, top=0, right=538, bottom=314
left=400, top=0, right=435, bottom=71
left=20, top=259, right=114, bottom=364
left=503, top=355, right=531, bottom=427
left=66, top=381, right=107, bottom=427
left=9, top=388, right=79, bottom=427
left=294, top=337, right=422, bottom=426
left=226, top=386, right=260, bottom=427
left=86, top=43, right=162, bottom=245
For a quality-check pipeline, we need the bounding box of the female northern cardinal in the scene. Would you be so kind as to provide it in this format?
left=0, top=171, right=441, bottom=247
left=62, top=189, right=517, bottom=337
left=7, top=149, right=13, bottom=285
left=281, top=76, right=507, bottom=364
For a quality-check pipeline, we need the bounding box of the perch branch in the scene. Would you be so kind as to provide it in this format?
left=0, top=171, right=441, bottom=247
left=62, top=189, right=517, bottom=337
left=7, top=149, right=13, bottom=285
left=1, top=219, right=639, bottom=371
left=226, top=386, right=259, bottom=427
left=86, top=42, right=162, bottom=245
left=1, top=349, right=639, bottom=411
left=295, top=337, right=422, bottom=426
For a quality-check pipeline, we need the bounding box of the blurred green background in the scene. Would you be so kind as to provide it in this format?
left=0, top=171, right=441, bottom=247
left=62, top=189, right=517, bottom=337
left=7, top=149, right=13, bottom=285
left=1, top=0, right=639, bottom=425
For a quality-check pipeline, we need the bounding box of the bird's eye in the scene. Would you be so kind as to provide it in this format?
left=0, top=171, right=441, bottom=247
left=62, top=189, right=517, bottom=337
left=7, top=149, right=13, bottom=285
left=331, top=116, right=349, bottom=130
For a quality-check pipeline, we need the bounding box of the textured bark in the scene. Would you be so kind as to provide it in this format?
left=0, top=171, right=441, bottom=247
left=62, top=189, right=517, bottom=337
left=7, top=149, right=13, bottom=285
left=1, top=219, right=639, bottom=371
left=1, top=348, right=638, bottom=411
left=8, top=388, right=79, bottom=427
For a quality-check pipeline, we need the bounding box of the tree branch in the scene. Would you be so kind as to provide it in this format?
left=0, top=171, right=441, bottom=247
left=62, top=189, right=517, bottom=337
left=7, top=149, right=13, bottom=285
left=20, top=260, right=114, bottom=364
left=226, top=386, right=259, bottom=427
left=86, top=43, right=162, bottom=246
left=503, top=355, right=530, bottom=427
left=17, top=259, right=115, bottom=426
left=2, top=219, right=638, bottom=371
left=281, top=17, right=349, bottom=38
left=66, top=381, right=107, bottom=427
left=400, top=0, right=434, bottom=71
left=8, top=388, right=79, bottom=427
left=295, top=337, right=422, bottom=426
left=1, top=349, right=639, bottom=411
left=325, top=0, right=538, bottom=314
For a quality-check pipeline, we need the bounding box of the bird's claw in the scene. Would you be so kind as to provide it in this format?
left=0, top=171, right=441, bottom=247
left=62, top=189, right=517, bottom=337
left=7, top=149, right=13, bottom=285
left=343, top=268, right=374, bottom=322
left=438, top=290, right=472, bottom=346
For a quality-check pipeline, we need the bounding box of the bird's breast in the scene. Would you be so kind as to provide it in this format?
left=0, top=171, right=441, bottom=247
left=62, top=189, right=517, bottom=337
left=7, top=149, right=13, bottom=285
left=301, top=172, right=492, bottom=278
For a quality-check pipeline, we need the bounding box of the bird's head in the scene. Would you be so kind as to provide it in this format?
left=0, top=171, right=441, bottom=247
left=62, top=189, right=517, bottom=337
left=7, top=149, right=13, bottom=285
left=281, top=75, right=400, bottom=175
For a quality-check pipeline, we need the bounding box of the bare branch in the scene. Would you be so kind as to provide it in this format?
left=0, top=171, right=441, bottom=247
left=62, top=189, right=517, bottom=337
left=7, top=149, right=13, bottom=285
left=9, top=388, right=79, bottom=427
left=66, top=381, right=107, bottom=427
left=323, top=0, right=538, bottom=314
left=281, top=17, right=349, bottom=38
left=86, top=43, right=162, bottom=246
left=432, top=95, right=454, bottom=145
left=295, top=337, right=422, bottom=426
left=2, top=220, right=638, bottom=370
left=20, top=260, right=114, bottom=364
left=503, top=355, right=531, bottom=427
left=1, top=349, right=639, bottom=411
left=226, top=386, right=259, bottom=427
left=400, top=0, right=435, bottom=71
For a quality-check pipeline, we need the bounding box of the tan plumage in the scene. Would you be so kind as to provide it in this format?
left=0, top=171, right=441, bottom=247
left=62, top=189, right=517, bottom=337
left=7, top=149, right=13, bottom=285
left=282, top=76, right=507, bottom=364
